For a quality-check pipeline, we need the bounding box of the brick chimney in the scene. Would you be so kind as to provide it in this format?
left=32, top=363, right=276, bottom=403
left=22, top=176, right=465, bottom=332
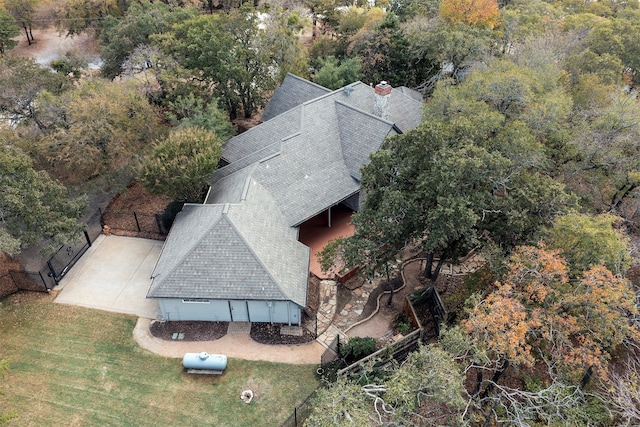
left=374, top=81, right=391, bottom=120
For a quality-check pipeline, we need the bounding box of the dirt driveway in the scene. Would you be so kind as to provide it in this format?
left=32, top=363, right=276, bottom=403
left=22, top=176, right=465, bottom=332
left=54, top=235, right=162, bottom=319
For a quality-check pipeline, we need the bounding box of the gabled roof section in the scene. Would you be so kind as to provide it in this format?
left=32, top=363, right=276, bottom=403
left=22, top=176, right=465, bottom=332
left=206, top=163, right=255, bottom=205
left=211, top=78, right=423, bottom=227
left=227, top=180, right=309, bottom=305
left=335, top=101, right=397, bottom=181
left=222, top=107, right=302, bottom=164
left=147, top=204, right=226, bottom=298
left=261, top=73, right=331, bottom=122
left=396, top=86, right=424, bottom=103
left=327, top=82, right=423, bottom=132
left=147, top=182, right=309, bottom=305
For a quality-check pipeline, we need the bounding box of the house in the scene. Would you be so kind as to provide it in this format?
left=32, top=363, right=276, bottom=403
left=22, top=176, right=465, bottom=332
left=146, top=75, right=423, bottom=325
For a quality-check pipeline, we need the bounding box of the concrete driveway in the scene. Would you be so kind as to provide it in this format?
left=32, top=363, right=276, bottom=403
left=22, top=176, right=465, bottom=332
left=54, top=235, right=163, bottom=319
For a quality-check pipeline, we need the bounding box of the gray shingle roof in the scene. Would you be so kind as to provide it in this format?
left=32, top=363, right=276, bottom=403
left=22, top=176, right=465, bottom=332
left=151, top=76, right=422, bottom=304
left=261, top=74, right=331, bottom=122
left=335, top=101, right=397, bottom=181
left=148, top=181, right=309, bottom=306
left=212, top=80, right=422, bottom=226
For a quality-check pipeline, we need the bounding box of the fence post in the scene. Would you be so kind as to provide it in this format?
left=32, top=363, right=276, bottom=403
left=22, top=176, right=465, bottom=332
left=98, top=207, right=105, bottom=226
left=294, top=407, right=297, bottom=427
left=133, top=212, right=141, bottom=232
left=38, top=271, right=50, bottom=290
left=47, top=260, right=58, bottom=284
left=155, top=214, right=164, bottom=234
left=84, top=230, right=91, bottom=247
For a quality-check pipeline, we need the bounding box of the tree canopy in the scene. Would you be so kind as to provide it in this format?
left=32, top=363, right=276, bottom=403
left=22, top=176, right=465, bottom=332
left=0, top=143, right=86, bottom=255
left=140, top=127, right=223, bottom=203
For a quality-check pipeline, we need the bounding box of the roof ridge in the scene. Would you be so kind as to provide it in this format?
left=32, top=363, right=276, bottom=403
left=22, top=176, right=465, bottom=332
left=334, top=99, right=396, bottom=126
left=285, top=72, right=332, bottom=92
left=300, top=81, right=366, bottom=106
left=222, top=211, right=289, bottom=300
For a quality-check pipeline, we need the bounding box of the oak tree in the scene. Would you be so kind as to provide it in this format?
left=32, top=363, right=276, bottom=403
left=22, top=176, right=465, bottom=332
left=0, top=143, right=86, bottom=255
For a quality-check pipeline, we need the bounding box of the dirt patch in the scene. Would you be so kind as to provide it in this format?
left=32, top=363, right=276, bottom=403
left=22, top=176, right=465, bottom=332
left=10, top=27, right=101, bottom=68
left=101, top=182, right=174, bottom=240
left=150, top=320, right=228, bottom=341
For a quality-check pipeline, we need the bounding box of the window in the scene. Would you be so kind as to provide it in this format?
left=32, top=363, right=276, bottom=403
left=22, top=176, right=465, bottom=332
left=182, top=299, right=210, bottom=303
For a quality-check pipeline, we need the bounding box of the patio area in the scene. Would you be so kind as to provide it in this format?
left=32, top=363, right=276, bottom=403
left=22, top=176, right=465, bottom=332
left=298, top=204, right=355, bottom=279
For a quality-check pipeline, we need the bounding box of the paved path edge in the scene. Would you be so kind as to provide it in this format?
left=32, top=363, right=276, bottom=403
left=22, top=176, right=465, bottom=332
left=133, top=318, right=324, bottom=365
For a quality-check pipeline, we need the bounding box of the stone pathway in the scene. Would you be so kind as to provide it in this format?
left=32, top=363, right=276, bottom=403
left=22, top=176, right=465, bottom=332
left=228, top=321, right=251, bottom=334
left=313, top=255, right=485, bottom=349
left=314, top=278, right=380, bottom=348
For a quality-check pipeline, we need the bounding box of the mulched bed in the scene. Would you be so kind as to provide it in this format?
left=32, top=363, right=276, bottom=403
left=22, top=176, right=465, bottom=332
left=150, top=320, right=228, bottom=341
left=250, top=322, right=316, bottom=345
left=360, top=276, right=404, bottom=320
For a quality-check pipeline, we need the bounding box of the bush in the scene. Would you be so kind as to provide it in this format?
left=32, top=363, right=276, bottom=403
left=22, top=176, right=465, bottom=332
left=161, top=201, right=184, bottom=231
left=346, top=337, right=377, bottom=362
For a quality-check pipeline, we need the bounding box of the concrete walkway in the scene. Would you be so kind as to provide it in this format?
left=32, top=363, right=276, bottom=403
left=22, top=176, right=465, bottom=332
left=54, top=235, right=326, bottom=364
left=134, top=318, right=324, bottom=364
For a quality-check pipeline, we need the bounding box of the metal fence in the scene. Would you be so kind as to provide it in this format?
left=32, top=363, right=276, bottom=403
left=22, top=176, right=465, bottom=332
left=279, top=388, right=321, bottom=427
left=0, top=210, right=104, bottom=299
left=46, top=210, right=103, bottom=283
left=0, top=270, right=49, bottom=298
left=100, top=208, right=168, bottom=237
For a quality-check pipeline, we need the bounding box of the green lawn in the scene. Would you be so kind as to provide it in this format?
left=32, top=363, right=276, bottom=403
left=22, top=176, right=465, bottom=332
left=0, top=293, right=319, bottom=426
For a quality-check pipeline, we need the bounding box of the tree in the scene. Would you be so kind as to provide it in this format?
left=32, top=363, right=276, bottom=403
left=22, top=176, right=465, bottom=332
left=347, top=12, right=414, bottom=87
left=99, top=2, right=197, bottom=79
left=404, top=18, right=497, bottom=93
left=156, top=5, right=294, bottom=118
left=140, top=127, right=223, bottom=203
left=0, top=56, right=70, bottom=127
left=384, top=345, right=465, bottom=424
left=312, top=56, right=361, bottom=90
left=166, top=94, right=235, bottom=141
left=306, top=344, right=465, bottom=425
left=604, top=354, right=640, bottom=425
left=0, top=8, right=19, bottom=54
left=0, top=143, right=86, bottom=255
left=54, top=0, right=120, bottom=35
left=440, top=0, right=501, bottom=29
left=5, top=0, right=38, bottom=45
left=546, top=213, right=630, bottom=276
left=564, top=90, right=640, bottom=220
left=28, top=79, right=166, bottom=188
left=255, top=7, right=309, bottom=81
left=464, top=246, right=639, bottom=383
left=322, top=70, right=575, bottom=282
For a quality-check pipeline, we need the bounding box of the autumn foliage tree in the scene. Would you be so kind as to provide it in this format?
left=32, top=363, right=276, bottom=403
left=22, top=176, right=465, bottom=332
left=440, top=0, right=501, bottom=29
left=464, top=245, right=639, bottom=383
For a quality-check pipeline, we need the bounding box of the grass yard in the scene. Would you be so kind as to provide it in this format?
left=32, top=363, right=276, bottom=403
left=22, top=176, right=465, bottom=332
left=0, top=293, right=319, bottom=426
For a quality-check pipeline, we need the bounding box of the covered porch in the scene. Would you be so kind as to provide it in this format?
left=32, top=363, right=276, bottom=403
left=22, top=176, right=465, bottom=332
left=298, top=204, right=355, bottom=280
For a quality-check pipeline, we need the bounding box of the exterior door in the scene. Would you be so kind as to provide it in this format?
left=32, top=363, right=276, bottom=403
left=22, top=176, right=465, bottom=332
left=229, top=300, right=249, bottom=322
